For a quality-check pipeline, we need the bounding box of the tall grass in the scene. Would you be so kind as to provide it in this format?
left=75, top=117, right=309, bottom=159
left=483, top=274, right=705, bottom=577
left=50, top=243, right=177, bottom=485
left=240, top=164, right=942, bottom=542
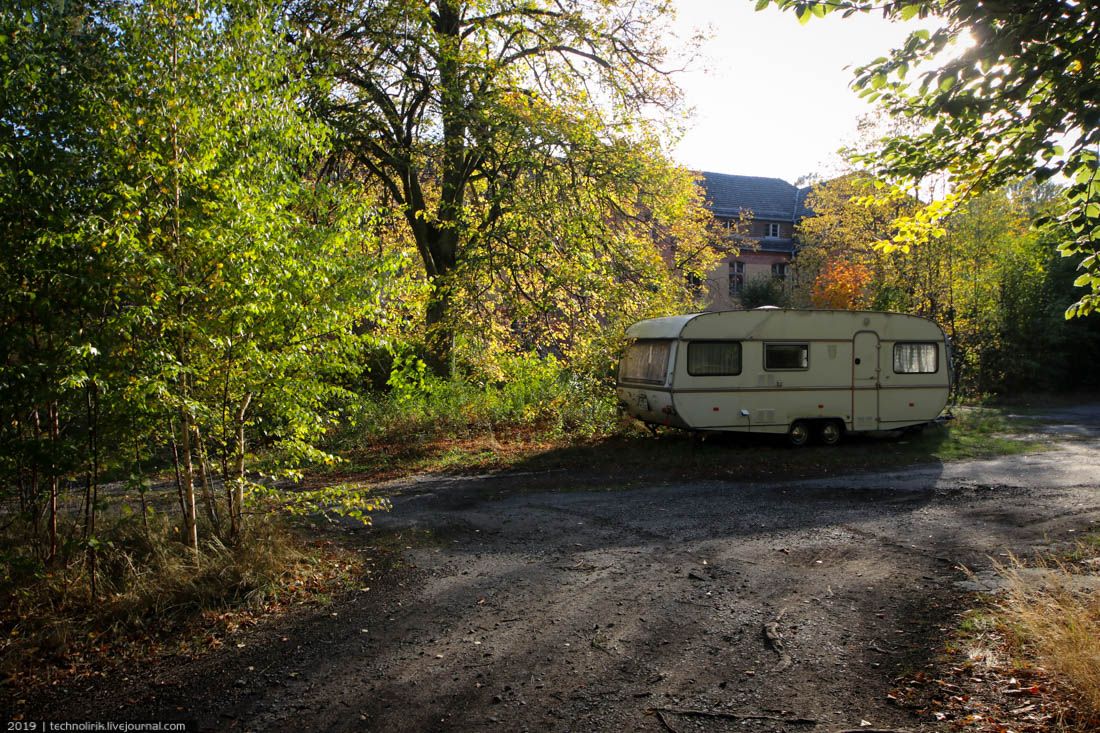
left=996, top=547, right=1100, bottom=723
left=0, top=512, right=352, bottom=681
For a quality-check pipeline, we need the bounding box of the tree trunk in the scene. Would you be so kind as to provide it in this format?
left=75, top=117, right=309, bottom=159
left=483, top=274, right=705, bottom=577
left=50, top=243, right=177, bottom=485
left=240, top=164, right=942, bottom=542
left=47, top=402, right=59, bottom=565
left=178, top=407, right=199, bottom=553
left=194, top=426, right=220, bottom=535
left=169, top=5, right=197, bottom=555
left=230, top=392, right=252, bottom=540
left=136, top=447, right=150, bottom=540
left=413, top=2, right=465, bottom=376
left=170, top=420, right=186, bottom=520
left=424, top=278, right=454, bottom=377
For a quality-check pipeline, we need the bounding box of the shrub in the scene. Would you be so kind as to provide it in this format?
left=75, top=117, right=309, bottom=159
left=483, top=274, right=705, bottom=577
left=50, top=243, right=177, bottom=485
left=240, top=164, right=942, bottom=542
left=336, top=351, right=620, bottom=450
left=740, top=275, right=790, bottom=309
left=0, top=512, right=352, bottom=681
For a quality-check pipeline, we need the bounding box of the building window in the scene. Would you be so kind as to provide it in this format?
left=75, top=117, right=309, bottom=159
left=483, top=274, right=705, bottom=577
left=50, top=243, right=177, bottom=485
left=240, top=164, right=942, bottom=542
left=765, top=222, right=781, bottom=238
left=687, top=341, right=742, bottom=376
left=764, top=343, right=809, bottom=370
left=728, top=261, right=745, bottom=296
left=893, top=342, right=938, bottom=374
left=771, top=262, right=787, bottom=280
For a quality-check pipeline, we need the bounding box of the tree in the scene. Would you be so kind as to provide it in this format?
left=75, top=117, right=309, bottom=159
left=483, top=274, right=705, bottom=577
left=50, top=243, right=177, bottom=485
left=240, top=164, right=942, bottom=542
left=0, top=0, right=133, bottom=564
left=96, top=0, right=400, bottom=547
left=291, top=0, right=706, bottom=372
left=793, top=172, right=921, bottom=310
left=453, top=140, right=718, bottom=363
left=793, top=170, right=1098, bottom=394
left=757, top=0, right=1100, bottom=317
left=1, top=0, right=395, bottom=564
left=808, top=260, right=873, bottom=310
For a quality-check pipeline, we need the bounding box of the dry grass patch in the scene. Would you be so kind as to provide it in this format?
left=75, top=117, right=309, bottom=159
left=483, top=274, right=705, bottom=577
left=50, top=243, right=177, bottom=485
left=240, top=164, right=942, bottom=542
left=0, top=514, right=364, bottom=691
left=892, top=539, right=1100, bottom=732
left=995, top=548, right=1100, bottom=725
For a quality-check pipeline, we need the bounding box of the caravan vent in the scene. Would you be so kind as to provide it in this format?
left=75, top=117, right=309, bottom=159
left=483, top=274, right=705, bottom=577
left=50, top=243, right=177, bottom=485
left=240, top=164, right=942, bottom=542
left=758, top=409, right=776, bottom=424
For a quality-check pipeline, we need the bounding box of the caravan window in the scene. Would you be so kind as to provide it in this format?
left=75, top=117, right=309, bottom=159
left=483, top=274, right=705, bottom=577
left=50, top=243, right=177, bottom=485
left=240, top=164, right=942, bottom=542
left=619, top=340, right=671, bottom=385
left=893, top=342, right=938, bottom=374
left=687, top=341, right=742, bottom=376
left=764, top=343, right=809, bottom=370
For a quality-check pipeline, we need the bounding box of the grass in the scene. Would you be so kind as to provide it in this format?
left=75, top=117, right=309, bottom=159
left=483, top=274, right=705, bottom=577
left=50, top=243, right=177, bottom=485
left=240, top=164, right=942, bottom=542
left=927, top=406, right=1050, bottom=460
left=1, top=381, right=1063, bottom=696
left=972, top=391, right=1100, bottom=409
left=317, top=402, right=1050, bottom=492
left=994, top=545, right=1100, bottom=725
left=0, top=513, right=365, bottom=690
left=321, top=351, right=1062, bottom=486
left=925, top=537, right=1100, bottom=732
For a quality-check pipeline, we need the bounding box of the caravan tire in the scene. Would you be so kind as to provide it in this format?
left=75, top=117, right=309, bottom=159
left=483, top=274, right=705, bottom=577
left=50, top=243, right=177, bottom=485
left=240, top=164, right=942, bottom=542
left=818, top=420, right=844, bottom=446
left=787, top=420, right=811, bottom=447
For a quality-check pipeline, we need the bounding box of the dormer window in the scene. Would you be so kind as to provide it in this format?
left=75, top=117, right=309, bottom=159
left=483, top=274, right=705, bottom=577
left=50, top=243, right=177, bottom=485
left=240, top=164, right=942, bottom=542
left=765, top=222, right=781, bottom=238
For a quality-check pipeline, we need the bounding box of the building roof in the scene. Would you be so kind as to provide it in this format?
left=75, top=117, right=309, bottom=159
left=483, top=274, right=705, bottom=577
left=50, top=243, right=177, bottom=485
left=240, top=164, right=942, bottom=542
left=699, top=171, right=813, bottom=222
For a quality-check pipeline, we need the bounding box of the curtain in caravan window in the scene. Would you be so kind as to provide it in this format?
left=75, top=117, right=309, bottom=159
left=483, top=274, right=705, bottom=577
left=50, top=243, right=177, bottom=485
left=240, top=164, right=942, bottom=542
left=687, top=342, right=742, bottom=375
left=893, top=342, right=938, bottom=373
left=619, top=340, right=671, bottom=384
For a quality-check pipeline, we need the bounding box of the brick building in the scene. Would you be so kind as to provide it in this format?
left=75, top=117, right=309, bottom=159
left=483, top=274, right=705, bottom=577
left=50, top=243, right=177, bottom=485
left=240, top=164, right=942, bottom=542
left=698, top=171, right=813, bottom=309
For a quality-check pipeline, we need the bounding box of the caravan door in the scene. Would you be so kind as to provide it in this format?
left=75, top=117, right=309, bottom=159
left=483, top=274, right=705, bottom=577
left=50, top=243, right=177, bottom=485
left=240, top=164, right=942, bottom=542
left=852, top=331, right=879, bottom=430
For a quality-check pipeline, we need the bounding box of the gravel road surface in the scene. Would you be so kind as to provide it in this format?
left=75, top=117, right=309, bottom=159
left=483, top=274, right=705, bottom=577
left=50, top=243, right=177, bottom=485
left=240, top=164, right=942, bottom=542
left=20, top=407, right=1100, bottom=732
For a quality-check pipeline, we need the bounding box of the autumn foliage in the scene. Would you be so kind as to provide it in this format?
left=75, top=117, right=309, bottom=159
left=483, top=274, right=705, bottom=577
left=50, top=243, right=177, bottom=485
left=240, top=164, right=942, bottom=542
left=810, top=260, right=873, bottom=310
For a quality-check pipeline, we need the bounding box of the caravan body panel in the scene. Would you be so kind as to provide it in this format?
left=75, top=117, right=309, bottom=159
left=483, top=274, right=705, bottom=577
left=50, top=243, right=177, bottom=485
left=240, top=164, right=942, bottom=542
left=616, top=309, right=950, bottom=437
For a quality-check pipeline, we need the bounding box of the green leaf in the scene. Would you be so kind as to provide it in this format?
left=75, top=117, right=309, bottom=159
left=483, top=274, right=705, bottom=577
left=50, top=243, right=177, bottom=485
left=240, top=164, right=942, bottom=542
left=899, top=4, right=923, bottom=21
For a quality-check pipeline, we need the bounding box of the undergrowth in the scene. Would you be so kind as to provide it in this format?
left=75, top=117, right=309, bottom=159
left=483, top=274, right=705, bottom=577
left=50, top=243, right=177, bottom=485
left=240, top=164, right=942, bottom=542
left=994, top=543, right=1100, bottom=726
left=335, top=353, right=620, bottom=450
left=0, top=512, right=360, bottom=688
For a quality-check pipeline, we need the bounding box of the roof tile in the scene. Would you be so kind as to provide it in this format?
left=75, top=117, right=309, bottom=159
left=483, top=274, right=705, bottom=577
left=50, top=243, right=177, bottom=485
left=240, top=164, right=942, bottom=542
left=699, top=171, right=813, bottom=222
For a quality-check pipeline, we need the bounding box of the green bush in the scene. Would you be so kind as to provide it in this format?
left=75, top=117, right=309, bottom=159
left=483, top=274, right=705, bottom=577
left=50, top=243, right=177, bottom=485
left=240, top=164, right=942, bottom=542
left=337, top=351, right=620, bottom=449
left=740, top=275, right=790, bottom=309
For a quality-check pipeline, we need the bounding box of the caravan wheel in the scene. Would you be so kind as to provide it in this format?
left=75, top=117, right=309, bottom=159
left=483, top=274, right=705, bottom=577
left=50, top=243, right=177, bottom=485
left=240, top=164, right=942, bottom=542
left=787, top=420, right=811, bottom=447
left=818, top=420, right=844, bottom=446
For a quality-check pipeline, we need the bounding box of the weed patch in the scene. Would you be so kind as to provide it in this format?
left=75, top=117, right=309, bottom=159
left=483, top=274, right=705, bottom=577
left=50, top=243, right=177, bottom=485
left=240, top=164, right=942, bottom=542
left=994, top=546, right=1100, bottom=725
left=903, top=537, right=1100, bottom=732
left=0, top=514, right=363, bottom=691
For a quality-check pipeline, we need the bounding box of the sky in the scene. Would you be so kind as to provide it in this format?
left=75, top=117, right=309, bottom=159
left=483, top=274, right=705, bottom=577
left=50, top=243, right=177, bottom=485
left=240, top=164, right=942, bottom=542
left=668, top=1, right=935, bottom=185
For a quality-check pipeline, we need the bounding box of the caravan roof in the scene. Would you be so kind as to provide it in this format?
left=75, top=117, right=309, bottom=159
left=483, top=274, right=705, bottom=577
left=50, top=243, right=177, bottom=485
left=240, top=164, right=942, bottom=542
left=626, top=309, right=944, bottom=342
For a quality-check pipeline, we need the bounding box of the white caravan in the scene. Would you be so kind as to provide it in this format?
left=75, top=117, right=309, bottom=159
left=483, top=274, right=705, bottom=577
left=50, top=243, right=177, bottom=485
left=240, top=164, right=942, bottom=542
left=616, top=308, right=951, bottom=445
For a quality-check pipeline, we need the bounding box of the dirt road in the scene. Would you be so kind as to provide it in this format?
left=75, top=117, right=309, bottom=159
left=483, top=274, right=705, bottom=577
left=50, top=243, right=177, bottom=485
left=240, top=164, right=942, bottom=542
left=20, top=408, right=1100, bottom=731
